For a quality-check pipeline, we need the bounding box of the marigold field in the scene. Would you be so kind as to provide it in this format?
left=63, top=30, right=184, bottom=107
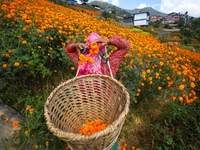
left=0, top=0, right=200, bottom=149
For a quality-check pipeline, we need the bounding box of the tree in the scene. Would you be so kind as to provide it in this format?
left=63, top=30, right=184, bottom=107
left=80, top=0, right=88, bottom=4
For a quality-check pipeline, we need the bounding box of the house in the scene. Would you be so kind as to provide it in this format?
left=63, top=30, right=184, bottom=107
left=123, top=17, right=133, bottom=24
left=91, top=4, right=104, bottom=12
left=165, top=12, right=186, bottom=23
left=65, top=0, right=77, bottom=5
left=133, top=11, right=150, bottom=27
left=150, top=16, right=162, bottom=22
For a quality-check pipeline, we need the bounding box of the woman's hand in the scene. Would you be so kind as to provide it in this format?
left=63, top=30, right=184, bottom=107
left=92, top=38, right=113, bottom=46
left=69, top=43, right=89, bottom=55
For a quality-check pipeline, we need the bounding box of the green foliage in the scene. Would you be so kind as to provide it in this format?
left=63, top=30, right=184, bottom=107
left=151, top=100, right=200, bottom=149
left=89, top=1, right=131, bottom=16
left=163, top=24, right=172, bottom=29
left=101, top=11, right=114, bottom=19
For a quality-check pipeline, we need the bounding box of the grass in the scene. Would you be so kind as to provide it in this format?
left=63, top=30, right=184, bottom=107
left=130, top=28, right=152, bottom=35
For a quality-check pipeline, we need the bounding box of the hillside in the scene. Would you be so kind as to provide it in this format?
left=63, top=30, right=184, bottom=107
left=125, top=7, right=167, bottom=17
left=89, top=1, right=131, bottom=16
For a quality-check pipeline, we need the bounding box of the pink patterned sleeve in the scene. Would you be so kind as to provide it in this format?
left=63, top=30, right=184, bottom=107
left=108, top=34, right=131, bottom=78
left=65, top=42, right=78, bottom=68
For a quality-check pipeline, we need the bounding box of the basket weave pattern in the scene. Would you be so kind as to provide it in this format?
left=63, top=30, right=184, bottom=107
left=44, top=74, right=130, bottom=150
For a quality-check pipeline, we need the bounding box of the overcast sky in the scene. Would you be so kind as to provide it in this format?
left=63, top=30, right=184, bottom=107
left=77, top=0, right=200, bottom=17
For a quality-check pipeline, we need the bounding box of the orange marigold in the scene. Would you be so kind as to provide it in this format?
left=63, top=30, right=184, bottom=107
left=3, top=64, right=7, bottom=68
left=22, top=41, right=27, bottom=44
left=13, top=121, right=18, bottom=127
left=14, top=62, right=20, bottom=66
left=190, top=82, right=195, bottom=88
left=179, top=84, right=185, bottom=90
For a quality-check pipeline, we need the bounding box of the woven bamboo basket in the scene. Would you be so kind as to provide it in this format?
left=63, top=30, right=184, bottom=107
left=44, top=74, right=130, bottom=150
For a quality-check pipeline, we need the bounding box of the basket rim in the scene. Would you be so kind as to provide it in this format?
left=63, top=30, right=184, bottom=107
left=44, top=74, right=130, bottom=142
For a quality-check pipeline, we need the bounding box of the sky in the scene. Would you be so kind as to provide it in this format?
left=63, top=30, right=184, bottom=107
left=76, top=0, right=200, bottom=17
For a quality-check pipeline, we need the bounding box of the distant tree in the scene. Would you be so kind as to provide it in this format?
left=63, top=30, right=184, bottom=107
left=177, top=17, right=185, bottom=28
left=80, top=0, right=88, bottom=4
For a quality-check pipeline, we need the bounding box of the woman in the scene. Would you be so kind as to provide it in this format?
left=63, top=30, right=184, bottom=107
left=66, top=33, right=130, bottom=78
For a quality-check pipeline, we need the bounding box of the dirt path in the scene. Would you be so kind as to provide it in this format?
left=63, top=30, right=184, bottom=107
left=0, top=99, right=24, bottom=150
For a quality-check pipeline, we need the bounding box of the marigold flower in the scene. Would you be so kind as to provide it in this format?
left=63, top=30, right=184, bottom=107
left=8, top=50, right=12, bottom=53
left=65, top=146, right=69, bottom=149
left=136, top=93, right=139, bottom=96
left=6, top=54, right=10, bottom=57
left=190, top=82, right=195, bottom=88
left=3, top=64, right=7, bottom=68
left=177, top=71, right=181, bottom=75
left=23, top=27, right=27, bottom=31
left=32, top=52, right=34, bottom=54
left=173, top=97, right=177, bottom=101
left=22, top=41, right=27, bottom=44
left=132, top=146, right=135, bottom=150
left=179, top=84, right=185, bottom=90
left=27, top=105, right=31, bottom=109
left=25, top=130, right=29, bottom=135
left=87, top=57, right=94, bottom=63
left=26, top=20, right=32, bottom=24
left=55, top=70, right=57, bottom=72
left=38, top=46, right=41, bottom=48
left=4, top=119, right=10, bottom=122
left=46, top=141, right=49, bottom=146
left=122, top=147, right=126, bottom=150
left=146, top=69, right=150, bottom=74
left=24, top=64, right=27, bottom=67
left=159, top=61, right=164, bottom=66
left=179, top=97, right=183, bottom=101
left=123, top=143, right=127, bottom=147
left=158, top=86, right=162, bottom=90
left=90, top=42, right=99, bottom=55
left=17, top=36, right=21, bottom=38
left=29, top=109, right=34, bottom=112
left=9, top=145, right=13, bottom=149
left=14, top=62, right=20, bottom=66
left=71, top=67, right=75, bottom=70
left=13, top=121, right=18, bottom=127
left=78, top=60, right=83, bottom=65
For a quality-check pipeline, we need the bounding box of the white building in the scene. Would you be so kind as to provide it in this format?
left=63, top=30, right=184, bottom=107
left=133, top=11, right=150, bottom=27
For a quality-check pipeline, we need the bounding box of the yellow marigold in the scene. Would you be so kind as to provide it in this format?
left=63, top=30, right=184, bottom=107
left=146, top=69, right=150, bottom=74
left=159, top=61, right=164, bottom=66
left=14, top=62, right=20, bottom=66
left=26, top=20, right=32, bottom=24
left=71, top=67, right=75, bottom=70
left=23, top=27, right=27, bottom=31
left=38, top=46, right=41, bottom=48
